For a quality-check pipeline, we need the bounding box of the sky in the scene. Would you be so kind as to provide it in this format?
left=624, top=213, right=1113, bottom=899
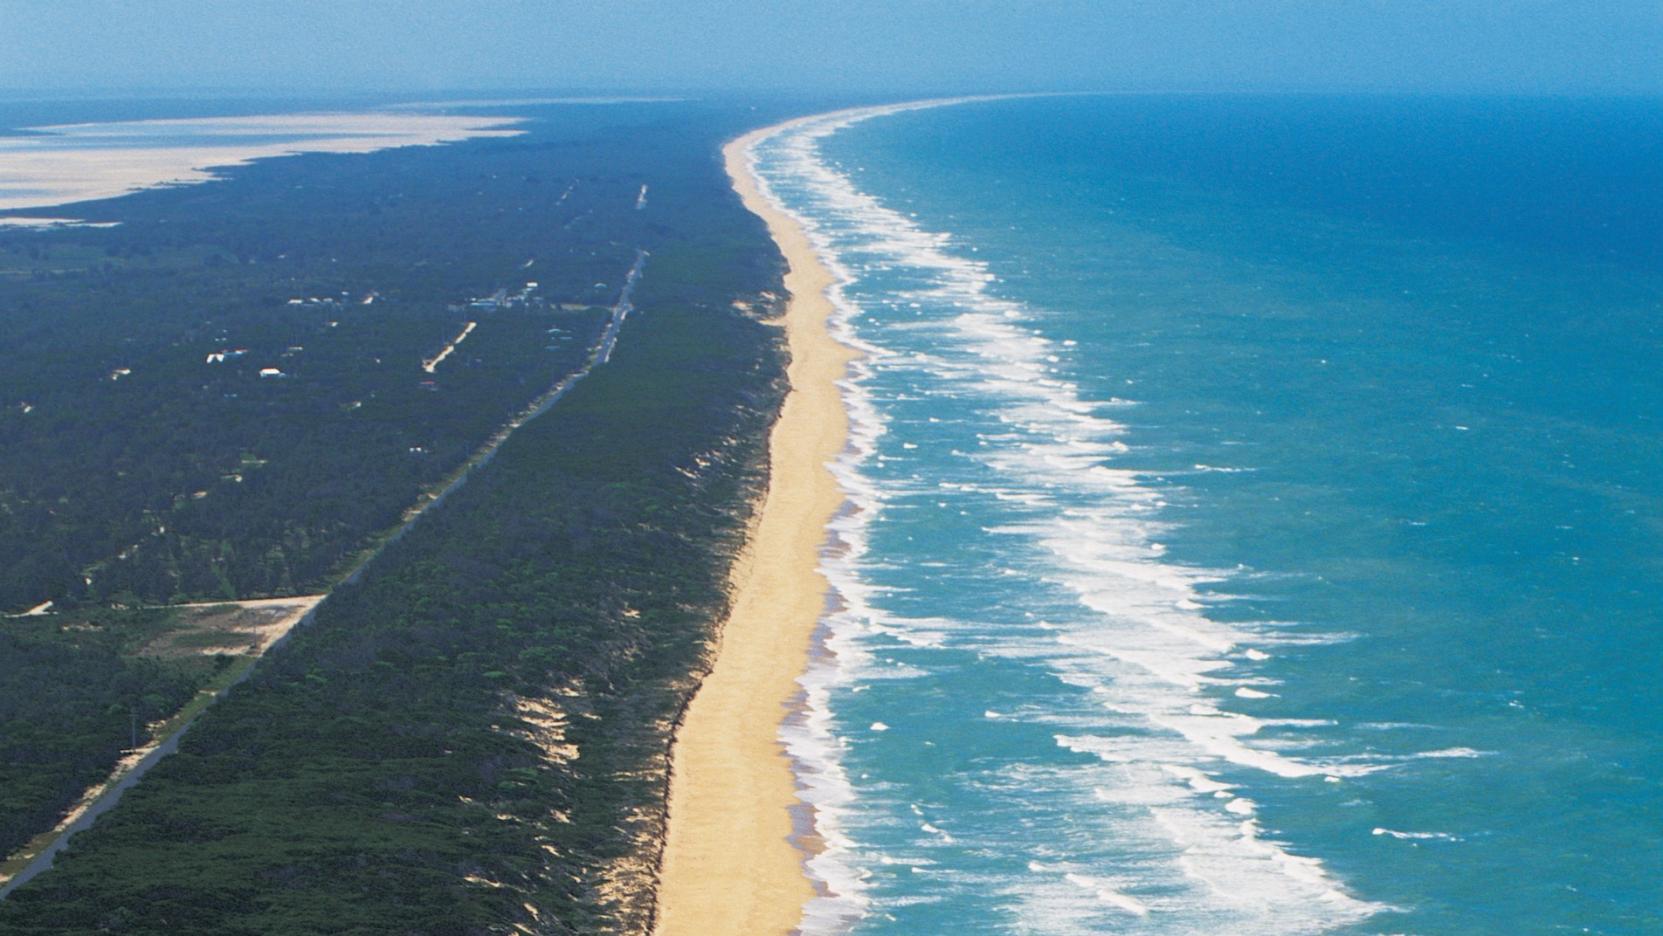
left=2, top=0, right=1661, bottom=97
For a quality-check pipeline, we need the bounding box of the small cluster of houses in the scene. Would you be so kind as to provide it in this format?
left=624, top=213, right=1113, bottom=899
left=285, top=291, right=357, bottom=307
left=182, top=280, right=555, bottom=393
left=202, top=346, right=286, bottom=378
left=462, top=281, right=540, bottom=313
left=200, top=344, right=311, bottom=379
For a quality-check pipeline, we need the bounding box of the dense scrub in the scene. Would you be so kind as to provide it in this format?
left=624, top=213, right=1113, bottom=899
left=0, top=99, right=681, bottom=880
left=0, top=102, right=672, bottom=610
left=0, top=100, right=791, bottom=934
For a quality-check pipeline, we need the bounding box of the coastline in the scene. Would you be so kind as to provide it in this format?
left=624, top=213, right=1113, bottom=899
left=654, top=122, right=857, bottom=935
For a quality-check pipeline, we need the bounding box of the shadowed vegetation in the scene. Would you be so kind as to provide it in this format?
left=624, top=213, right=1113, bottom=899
left=0, top=100, right=796, bottom=933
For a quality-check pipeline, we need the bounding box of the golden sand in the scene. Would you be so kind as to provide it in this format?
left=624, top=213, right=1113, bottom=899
left=653, top=123, right=856, bottom=935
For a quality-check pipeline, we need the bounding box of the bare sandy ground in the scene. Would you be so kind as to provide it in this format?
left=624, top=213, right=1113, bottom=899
left=653, top=124, right=858, bottom=935
left=0, top=112, right=521, bottom=212
left=423, top=321, right=478, bottom=374
left=169, top=594, right=328, bottom=655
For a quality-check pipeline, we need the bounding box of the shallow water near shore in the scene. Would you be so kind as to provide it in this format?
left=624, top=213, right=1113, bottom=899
left=753, top=95, right=1663, bottom=934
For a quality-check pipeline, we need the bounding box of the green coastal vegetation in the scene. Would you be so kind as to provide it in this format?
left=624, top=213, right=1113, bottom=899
left=0, top=108, right=639, bottom=611
left=0, top=605, right=233, bottom=865
left=0, top=100, right=792, bottom=932
left=1, top=599, right=318, bottom=874
left=0, top=100, right=648, bottom=886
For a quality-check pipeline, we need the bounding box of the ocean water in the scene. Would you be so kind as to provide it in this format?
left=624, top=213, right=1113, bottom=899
left=748, top=96, right=1663, bottom=934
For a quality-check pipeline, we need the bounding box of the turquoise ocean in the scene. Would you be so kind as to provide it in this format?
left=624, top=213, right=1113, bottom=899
left=748, top=96, right=1663, bottom=934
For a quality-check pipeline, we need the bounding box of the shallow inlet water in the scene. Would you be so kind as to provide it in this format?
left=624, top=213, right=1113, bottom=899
left=0, top=109, right=519, bottom=211
left=750, top=96, right=1663, bottom=934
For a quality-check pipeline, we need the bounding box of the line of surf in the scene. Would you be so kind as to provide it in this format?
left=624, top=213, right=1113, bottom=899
left=744, top=97, right=1419, bottom=933
left=652, top=99, right=1016, bottom=936
left=727, top=97, right=1018, bottom=935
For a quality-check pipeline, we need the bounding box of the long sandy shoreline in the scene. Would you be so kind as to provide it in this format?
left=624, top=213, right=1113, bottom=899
left=654, top=123, right=857, bottom=934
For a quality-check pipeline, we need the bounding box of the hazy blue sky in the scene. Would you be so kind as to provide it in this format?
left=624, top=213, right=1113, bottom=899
left=3, top=0, right=1660, bottom=96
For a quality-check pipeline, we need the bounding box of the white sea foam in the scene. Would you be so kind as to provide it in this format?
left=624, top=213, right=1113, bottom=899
left=1064, top=872, right=1151, bottom=916
left=1412, top=747, right=1491, bottom=759
left=1372, top=827, right=1462, bottom=842
left=745, top=98, right=1422, bottom=934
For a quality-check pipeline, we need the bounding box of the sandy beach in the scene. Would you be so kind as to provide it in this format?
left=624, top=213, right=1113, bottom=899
left=654, top=123, right=855, bottom=935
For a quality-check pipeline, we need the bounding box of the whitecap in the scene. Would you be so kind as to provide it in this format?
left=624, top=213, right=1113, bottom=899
left=745, top=98, right=1407, bottom=935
